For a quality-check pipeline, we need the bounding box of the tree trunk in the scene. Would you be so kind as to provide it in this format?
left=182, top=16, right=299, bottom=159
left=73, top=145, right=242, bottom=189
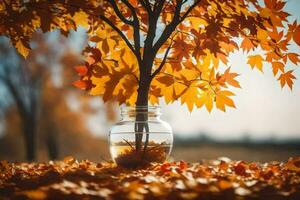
left=135, top=78, right=150, bottom=151
left=23, top=119, right=36, bottom=161
left=46, top=131, right=59, bottom=160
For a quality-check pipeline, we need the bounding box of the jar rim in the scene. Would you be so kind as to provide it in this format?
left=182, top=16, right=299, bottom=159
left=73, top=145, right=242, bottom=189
left=121, top=105, right=160, bottom=108
left=120, top=105, right=161, bottom=115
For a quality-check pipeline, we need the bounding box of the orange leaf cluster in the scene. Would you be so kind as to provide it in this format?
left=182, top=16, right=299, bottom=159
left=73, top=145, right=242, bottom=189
left=1, top=157, right=300, bottom=199
left=1, top=0, right=300, bottom=111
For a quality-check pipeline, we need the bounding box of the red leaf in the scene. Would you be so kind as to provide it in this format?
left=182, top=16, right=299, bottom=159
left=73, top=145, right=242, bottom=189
left=74, top=65, right=88, bottom=76
left=73, top=80, right=87, bottom=90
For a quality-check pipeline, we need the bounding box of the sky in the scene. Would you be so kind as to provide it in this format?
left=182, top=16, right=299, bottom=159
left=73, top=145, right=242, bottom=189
left=159, top=0, right=300, bottom=140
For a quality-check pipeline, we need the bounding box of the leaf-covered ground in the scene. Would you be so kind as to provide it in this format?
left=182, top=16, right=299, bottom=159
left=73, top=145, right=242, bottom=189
left=1, top=157, right=300, bottom=200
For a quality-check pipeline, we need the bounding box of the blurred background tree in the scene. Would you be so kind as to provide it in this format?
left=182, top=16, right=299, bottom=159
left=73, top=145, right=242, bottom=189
left=0, top=31, right=114, bottom=161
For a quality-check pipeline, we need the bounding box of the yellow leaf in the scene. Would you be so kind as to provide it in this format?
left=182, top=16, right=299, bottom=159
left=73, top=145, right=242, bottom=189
left=197, top=91, right=214, bottom=112
left=216, top=90, right=236, bottom=112
left=73, top=11, right=89, bottom=28
left=247, top=55, right=264, bottom=72
left=15, top=40, right=30, bottom=58
left=181, top=87, right=200, bottom=112
left=188, top=17, right=208, bottom=28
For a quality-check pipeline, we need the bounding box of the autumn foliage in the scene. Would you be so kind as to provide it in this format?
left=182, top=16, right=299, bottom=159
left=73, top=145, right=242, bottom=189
left=1, top=0, right=300, bottom=112
left=1, top=157, right=300, bottom=199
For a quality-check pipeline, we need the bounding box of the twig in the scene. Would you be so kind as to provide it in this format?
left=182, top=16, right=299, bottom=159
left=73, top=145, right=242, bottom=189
left=123, top=139, right=134, bottom=150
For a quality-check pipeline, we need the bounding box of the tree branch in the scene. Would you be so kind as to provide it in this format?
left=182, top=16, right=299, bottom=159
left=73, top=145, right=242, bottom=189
left=99, top=15, right=137, bottom=57
left=179, top=0, right=202, bottom=23
left=152, top=0, right=183, bottom=53
left=153, top=0, right=202, bottom=53
left=142, top=0, right=166, bottom=71
left=139, top=0, right=152, bottom=13
left=121, top=0, right=142, bottom=63
left=151, top=39, right=173, bottom=79
left=107, top=0, right=134, bottom=25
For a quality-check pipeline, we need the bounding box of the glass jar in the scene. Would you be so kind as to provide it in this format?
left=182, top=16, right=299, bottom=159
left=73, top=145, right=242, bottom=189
left=109, top=106, right=173, bottom=168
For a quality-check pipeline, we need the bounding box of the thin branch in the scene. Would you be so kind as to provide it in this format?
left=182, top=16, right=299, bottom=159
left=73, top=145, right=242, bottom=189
left=154, top=0, right=166, bottom=16
left=121, top=0, right=142, bottom=63
left=151, top=38, right=174, bottom=79
left=153, top=0, right=202, bottom=53
left=139, top=0, right=152, bottom=13
left=107, top=0, right=134, bottom=25
left=162, top=72, right=217, bottom=95
left=141, top=0, right=166, bottom=71
left=99, top=15, right=137, bottom=57
left=152, top=0, right=183, bottom=53
left=123, top=139, right=134, bottom=150
left=179, top=0, right=202, bottom=23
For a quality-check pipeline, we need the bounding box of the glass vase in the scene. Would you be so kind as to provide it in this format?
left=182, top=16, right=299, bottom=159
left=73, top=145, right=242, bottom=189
left=109, top=106, right=173, bottom=168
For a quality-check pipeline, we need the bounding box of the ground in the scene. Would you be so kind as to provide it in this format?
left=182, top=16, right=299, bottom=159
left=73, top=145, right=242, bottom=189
left=1, top=157, right=300, bottom=200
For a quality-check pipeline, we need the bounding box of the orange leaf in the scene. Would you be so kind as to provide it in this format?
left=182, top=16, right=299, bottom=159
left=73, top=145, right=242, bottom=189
left=271, top=62, right=284, bottom=76
left=240, top=37, right=255, bottom=52
left=74, top=65, right=88, bottom=76
left=215, top=90, right=236, bottom=112
left=73, top=80, right=87, bottom=90
left=287, top=53, right=300, bottom=65
left=278, top=70, right=296, bottom=89
left=223, top=68, right=241, bottom=88
left=293, top=25, right=300, bottom=46
left=156, top=76, right=174, bottom=87
left=247, top=55, right=264, bottom=72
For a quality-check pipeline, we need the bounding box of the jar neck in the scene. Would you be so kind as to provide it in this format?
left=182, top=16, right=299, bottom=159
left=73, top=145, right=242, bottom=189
left=120, top=106, right=161, bottom=121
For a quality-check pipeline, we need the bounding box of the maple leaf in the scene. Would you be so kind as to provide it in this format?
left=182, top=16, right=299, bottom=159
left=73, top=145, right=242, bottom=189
left=215, top=90, right=236, bottom=112
left=240, top=37, right=255, bottom=52
left=222, top=68, right=241, bottom=88
left=293, top=25, right=300, bottom=46
left=172, top=36, right=194, bottom=60
left=247, top=55, right=264, bottom=71
left=198, top=91, right=214, bottom=113
left=180, top=86, right=201, bottom=112
left=271, top=62, right=284, bottom=76
left=156, top=76, right=174, bottom=87
left=287, top=53, right=300, bottom=65
left=278, top=70, right=296, bottom=89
